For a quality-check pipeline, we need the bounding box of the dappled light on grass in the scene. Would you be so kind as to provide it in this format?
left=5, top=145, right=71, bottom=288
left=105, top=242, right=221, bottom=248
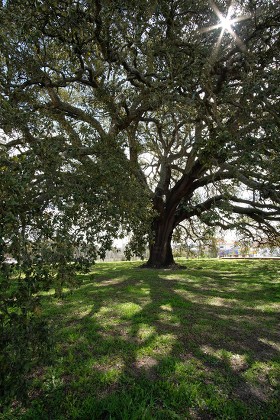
left=136, top=324, right=156, bottom=341
left=259, top=338, right=280, bottom=353
left=116, top=302, right=142, bottom=319
left=136, top=333, right=177, bottom=358
left=93, top=276, right=128, bottom=287
left=91, top=355, right=125, bottom=385
left=158, top=310, right=181, bottom=327
left=160, top=303, right=173, bottom=311
left=201, top=346, right=249, bottom=372
left=72, top=307, right=92, bottom=319
left=134, top=356, right=159, bottom=373
left=207, top=296, right=239, bottom=307
left=8, top=259, right=280, bottom=419
left=95, top=301, right=143, bottom=321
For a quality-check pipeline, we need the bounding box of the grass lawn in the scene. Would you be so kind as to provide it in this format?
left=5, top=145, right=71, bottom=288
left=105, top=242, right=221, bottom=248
left=4, top=259, right=280, bottom=419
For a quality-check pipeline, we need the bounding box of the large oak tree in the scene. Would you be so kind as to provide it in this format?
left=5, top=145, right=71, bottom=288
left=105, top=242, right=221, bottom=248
left=1, top=0, right=280, bottom=267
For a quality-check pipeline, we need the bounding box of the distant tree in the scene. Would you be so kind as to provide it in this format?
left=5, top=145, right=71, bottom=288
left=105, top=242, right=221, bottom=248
left=0, top=0, right=279, bottom=273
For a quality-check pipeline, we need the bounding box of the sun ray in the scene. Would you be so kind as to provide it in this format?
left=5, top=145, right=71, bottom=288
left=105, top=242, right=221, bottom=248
left=199, top=0, right=250, bottom=58
left=212, top=28, right=225, bottom=60
left=227, top=26, right=247, bottom=52
left=210, top=0, right=227, bottom=23
left=199, top=23, right=222, bottom=34
left=232, top=14, right=252, bottom=24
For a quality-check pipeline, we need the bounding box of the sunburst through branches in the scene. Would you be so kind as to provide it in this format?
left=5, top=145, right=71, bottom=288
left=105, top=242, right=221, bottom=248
left=200, top=1, right=251, bottom=58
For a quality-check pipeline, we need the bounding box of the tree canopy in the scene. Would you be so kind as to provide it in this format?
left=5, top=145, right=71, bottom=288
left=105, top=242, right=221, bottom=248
left=2, top=0, right=280, bottom=404
left=1, top=0, right=280, bottom=269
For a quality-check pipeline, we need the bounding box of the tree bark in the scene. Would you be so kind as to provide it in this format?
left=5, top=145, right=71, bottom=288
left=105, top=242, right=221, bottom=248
left=145, top=217, right=176, bottom=268
left=144, top=172, right=197, bottom=268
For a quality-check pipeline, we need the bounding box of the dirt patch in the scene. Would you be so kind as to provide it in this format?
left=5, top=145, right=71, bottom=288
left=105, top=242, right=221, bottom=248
left=229, top=354, right=249, bottom=372
left=134, top=355, right=158, bottom=369
left=131, top=356, right=159, bottom=380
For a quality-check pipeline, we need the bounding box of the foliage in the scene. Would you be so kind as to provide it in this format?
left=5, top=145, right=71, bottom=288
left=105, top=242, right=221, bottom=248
left=0, top=142, right=149, bottom=403
left=0, top=0, right=280, bottom=404
left=1, top=0, right=278, bottom=266
left=0, top=289, right=52, bottom=406
left=0, top=1, right=151, bottom=396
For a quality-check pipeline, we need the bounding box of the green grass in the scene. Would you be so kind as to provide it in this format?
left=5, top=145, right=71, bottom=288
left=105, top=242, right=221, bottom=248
left=3, top=259, right=280, bottom=419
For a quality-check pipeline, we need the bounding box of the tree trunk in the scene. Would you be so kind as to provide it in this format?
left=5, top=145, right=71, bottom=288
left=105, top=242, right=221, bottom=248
left=144, top=175, right=195, bottom=268
left=145, top=216, right=176, bottom=268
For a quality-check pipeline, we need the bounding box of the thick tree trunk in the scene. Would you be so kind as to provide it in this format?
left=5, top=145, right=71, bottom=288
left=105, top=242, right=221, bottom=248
left=144, top=173, right=196, bottom=268
left=145, top=217, right=176, bottom=268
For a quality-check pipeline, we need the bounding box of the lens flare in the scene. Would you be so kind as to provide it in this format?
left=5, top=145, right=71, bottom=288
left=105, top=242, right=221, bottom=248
left=199, top=1, right=251, bottom=58
left=220, top=15, right=234, bottom=32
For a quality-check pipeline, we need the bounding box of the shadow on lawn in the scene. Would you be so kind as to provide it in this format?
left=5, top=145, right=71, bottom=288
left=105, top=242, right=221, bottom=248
left=35, top=261, right=280, bottom=419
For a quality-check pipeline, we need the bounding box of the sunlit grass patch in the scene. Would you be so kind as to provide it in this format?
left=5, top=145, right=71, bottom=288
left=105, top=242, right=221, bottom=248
left=206, top=296, right=239, bottom=307
left=258, top=337, right=280, bottom=353
left=201, top=346, right=249, bottom=372
left=244, top=360, right=280, bottom=386
left=124, top=284, right=151, bottom=296
left=136, top=333, right=177, bottom=358
left=174, top=287, right=206, bottom=304
left=158, top=310, right=181, bottom=326
left=116, top=302, right=142, bottom=318
left=241, top=360, right=280, bottom=403
left=253, top=302, right=280, bottom=312
left=136, top=324, right=156, bottom=341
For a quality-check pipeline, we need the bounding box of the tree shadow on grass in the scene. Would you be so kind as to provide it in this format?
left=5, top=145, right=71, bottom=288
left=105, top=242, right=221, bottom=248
left=24, top=261, right=280, bottom=419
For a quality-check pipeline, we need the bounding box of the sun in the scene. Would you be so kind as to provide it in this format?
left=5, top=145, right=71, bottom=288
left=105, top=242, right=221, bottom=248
left=199, top=1, right=250, bottom=56
left=220, top=14, right=234, bottom=32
